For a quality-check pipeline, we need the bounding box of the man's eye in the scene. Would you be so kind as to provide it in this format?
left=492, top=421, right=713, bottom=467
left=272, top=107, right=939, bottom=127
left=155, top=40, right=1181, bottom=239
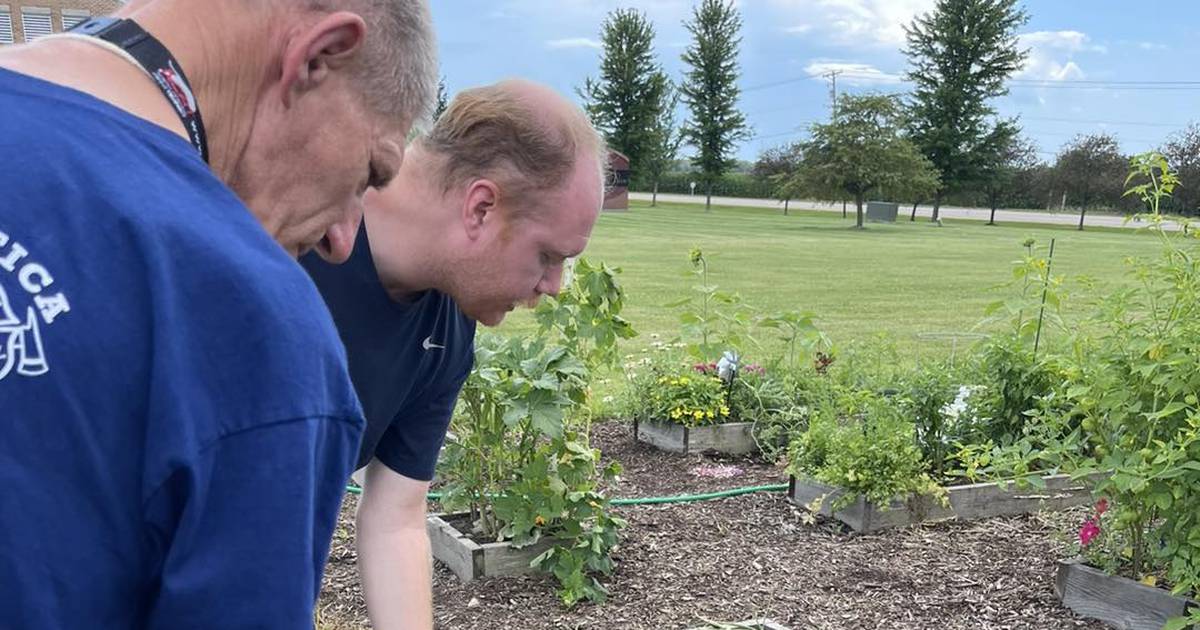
left=367, top=164, right=387, bottom=190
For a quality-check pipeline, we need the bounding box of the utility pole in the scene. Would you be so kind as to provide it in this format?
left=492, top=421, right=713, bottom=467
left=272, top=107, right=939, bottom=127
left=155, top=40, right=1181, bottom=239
left=825, top=69, right=844, bottom=218
left=823, top=70, right=843, bottom=120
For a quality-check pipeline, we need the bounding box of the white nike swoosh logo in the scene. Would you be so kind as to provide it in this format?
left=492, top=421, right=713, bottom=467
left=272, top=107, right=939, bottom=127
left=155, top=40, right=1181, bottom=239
left=422, top=336, right=445, bottom=350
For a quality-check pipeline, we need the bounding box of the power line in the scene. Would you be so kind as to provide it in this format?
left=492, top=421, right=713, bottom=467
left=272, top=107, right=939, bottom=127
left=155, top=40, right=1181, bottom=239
left=1022, top=115, right=1192, bottom=128
left=743, top=71, right=1200, bottom=93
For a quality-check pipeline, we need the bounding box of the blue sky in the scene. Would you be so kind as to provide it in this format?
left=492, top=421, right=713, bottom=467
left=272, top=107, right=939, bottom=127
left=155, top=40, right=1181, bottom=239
left=431, top=1, right=1200, bottom=163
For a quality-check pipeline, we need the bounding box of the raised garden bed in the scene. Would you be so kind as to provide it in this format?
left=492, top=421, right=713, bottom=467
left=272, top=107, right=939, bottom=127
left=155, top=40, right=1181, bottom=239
left=788, top=472, right=1104, bottom=532
left=634, top=418, right=757, bottom=455
left=427, top=513, right=557, bottom=582
left=1056, top=559, right=1197, bottom=630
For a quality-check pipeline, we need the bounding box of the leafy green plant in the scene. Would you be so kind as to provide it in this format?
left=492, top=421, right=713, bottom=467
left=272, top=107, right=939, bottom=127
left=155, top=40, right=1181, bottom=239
left=535, top=258, right=637, bottom=371
left=788, top=390, right=943, bottom=510
left=1057, top=153, right=1200, bottom=621
left=438, top=258, right=636, bottom=606
left=668, top=247, right=757, bottom=362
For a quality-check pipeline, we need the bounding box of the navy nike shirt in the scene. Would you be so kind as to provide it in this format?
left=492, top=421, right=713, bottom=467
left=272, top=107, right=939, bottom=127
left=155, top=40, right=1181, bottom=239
left=302, top=225, right=476, bottom=480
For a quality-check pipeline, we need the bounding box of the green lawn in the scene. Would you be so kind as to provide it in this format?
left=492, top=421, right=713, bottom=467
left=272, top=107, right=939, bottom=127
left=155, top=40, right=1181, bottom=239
left=497, top=200, right=1166, bottom=362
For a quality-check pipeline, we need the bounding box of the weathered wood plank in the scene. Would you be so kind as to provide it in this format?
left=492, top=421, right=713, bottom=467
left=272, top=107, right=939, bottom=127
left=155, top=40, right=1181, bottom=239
left=1056, top=559, right=1197, bottom=630
left=636, top=418, right=688, bottom=453
left=480, top=537, right=557, bottom=577
left=426, top=513, right=481, bottom=582
left=788, top=473, right=1105, bottom=532
left=688, top=422, right=758, bottom=454
left=636, top=418, right=757, bottom=455
left=427, top=512, right=564, bottom=581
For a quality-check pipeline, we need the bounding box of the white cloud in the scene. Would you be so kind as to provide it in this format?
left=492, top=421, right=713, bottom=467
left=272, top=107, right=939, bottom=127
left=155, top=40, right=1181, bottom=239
left=1015, top=31, right=1102, bottom=82
left=1139, top=41, right=1168, bottom=51
left=803, top=60, right=902, bottom=85
left=1019, top=30, right=1106, bottom=54
left=770, top=0, right=936, bottom=47
left=545, top=38, right=602, bottom=50
left=785, top=24, right=813, bottom=35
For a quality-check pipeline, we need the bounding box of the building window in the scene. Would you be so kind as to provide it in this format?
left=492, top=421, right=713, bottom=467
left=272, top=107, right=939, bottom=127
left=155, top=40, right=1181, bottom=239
left=61, top=10, right=89, bottom=32
left=20, top=7, right=52, bottom=42
left=0, top=7, right=14, bottom=46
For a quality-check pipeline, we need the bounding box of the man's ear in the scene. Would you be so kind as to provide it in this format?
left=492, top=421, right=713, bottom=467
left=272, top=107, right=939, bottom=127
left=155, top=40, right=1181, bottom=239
left=279, top=12, right=367, bottom=107
left=462, top=179, right=500, bottom=241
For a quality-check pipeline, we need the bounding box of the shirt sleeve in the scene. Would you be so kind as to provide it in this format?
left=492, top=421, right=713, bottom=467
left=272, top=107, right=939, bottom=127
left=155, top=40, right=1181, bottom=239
left=141, top=415, right=360, bottom=630
left=374, top=352, right=474, bottom=482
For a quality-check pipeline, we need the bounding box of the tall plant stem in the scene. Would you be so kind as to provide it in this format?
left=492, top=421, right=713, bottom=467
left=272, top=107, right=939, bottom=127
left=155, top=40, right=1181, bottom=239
left=1033, top=238, right=1057, bottom=357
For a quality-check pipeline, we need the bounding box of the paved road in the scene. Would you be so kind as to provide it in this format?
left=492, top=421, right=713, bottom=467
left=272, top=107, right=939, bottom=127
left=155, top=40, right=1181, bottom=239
left=628, top=192, right=1186, bottom=231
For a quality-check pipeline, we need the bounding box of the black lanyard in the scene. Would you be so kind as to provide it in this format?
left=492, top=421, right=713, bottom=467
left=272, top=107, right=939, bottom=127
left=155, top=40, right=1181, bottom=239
left=69, top=17, right=210, bottom=164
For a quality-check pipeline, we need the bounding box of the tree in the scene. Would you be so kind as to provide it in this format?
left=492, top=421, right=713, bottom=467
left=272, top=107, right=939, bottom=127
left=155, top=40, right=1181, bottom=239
left=642, top=81, right=684, bottom=207
left=679, top=0, right=750, bottom=212
left=979, top=134, right=1039, bottom=225
left=580, top=9, right=667, bottom=186
left=433, top=76, right=449, bottom=122
left=1054, top=133, right=1128, bottom=230
left=788, top=94, right=939, bottom=229
left=1161, top=123, right=1200, bottom=216
left=904, top=0, right=1029, bottom=222
left=752, top=142, right=804, bottom=214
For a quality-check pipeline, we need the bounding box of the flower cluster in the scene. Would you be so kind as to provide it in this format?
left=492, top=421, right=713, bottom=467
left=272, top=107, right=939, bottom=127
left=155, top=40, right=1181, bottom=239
left=639, top=366, right=730, bottom=428
left=1079, top=498, right=1108, bottom=547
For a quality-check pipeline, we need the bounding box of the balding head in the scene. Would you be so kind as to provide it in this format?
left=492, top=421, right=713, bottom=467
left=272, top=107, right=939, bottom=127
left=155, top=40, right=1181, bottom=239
left=417, top=79, right=607, bottom=215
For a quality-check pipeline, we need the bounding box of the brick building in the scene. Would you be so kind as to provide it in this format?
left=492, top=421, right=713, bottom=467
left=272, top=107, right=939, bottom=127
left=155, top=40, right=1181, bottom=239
left=1, top=0, right=123, bottom=45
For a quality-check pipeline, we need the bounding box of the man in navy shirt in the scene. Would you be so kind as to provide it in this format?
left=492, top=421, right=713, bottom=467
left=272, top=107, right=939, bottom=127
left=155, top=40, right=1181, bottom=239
left=0, top=0, right=435, bottom=628
left=302, top=80, right=607, bottom=629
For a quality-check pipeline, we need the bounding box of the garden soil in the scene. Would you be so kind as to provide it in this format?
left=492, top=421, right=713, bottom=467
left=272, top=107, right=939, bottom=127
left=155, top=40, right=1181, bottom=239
left=318, top=421, right=1106, bottom=630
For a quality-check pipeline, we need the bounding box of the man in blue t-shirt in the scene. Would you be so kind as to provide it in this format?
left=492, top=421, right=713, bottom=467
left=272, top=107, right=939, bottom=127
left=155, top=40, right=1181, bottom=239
left=0, top=1, right=436, bottom=628
left=302, top=80, right=607, bottom=629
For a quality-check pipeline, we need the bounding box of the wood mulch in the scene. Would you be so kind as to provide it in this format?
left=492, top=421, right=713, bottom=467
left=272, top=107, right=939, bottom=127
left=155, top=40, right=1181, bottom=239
left=318, top=421, right=1106, bottom=629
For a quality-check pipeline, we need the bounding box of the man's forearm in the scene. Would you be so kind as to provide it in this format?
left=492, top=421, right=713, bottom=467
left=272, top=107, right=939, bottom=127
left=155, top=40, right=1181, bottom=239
left=356, top=523, right=434, bottom=630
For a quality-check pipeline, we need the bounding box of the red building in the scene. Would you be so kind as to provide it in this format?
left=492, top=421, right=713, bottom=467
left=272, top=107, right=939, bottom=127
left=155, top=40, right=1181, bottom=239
left=603, top=150, right=630, bottom=211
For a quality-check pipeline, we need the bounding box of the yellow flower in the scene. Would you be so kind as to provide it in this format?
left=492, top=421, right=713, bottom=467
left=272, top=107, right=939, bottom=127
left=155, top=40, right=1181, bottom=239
left=671, top=408, right=683, bottom=419
left=693, top=410, right=704, bottom=420
left=680, top=377, right=690, bottom=385
left=535, top=516, right=546, bottom=527
left=720, top=405, right=730, bottom=416
left=706, top=410, right=715, bottom=419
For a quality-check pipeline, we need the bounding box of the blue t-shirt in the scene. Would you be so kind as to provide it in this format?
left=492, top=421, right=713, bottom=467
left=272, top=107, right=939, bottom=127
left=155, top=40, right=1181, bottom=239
left=0, top=68, right=364, bottom=629
left=302, top=225, right=476, bottom=481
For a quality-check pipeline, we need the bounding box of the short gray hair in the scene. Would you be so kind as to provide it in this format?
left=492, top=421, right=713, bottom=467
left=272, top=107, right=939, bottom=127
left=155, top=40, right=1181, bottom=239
left=309, top=0, right=438, bottom=129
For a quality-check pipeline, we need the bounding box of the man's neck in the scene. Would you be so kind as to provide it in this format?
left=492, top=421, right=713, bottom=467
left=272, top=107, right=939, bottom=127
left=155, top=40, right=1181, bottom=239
left=0, top=1, right=266, bottom=183
left=364, top=178, right=451, bottom=303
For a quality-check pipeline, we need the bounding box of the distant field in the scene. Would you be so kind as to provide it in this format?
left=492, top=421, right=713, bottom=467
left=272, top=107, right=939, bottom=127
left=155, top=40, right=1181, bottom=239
left=496, top=200, right=1168, bottom=363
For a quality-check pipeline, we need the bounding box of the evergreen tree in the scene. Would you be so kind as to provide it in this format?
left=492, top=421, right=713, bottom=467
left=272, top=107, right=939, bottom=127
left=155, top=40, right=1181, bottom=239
left=679, top=0, right=749, bottom=212
left=904, top=0, right=1029, bottom=222
left=580, top=9, right=667, bottom=185
left=433, top=76, right=449, bottom=122
left=642, top=80, right=683, bottom=207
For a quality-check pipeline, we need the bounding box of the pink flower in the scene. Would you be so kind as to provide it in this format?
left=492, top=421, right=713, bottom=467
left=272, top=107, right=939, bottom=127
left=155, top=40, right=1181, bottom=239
left=1096, top=498, right=1108, bottom=516
left=1079, top=519, right=1101, bottom=546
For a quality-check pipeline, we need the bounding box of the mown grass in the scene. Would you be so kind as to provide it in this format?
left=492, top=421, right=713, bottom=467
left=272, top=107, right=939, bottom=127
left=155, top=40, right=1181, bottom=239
left=497, top=199, right=1164, bottom=366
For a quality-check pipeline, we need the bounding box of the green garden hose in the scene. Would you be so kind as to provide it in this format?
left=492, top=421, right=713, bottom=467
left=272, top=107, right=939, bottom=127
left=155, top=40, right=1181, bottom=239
left=344, top=482, right=789, bottom=505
